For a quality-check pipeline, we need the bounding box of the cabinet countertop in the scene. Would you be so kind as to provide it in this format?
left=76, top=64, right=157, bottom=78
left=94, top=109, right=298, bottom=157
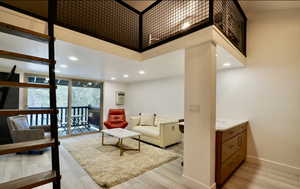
left=216, top=119, right=248, bottom=131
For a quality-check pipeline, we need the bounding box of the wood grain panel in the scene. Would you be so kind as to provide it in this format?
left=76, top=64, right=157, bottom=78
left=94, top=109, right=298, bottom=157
left=0, top=22, right=50, bottom=43
left=0, top=170, right=59, bottom=189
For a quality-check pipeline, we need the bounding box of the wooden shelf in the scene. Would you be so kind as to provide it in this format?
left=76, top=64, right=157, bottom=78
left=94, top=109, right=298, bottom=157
left=0, top=139, right=55, bottom=155
left=0, top=22, right=50, bottom=43
left=0, top=170, right=59, bottom=189
left=0, top=81, right=50, bottom=88
left=0, top=109, right=58, bottom=115
left=0, top=50, right=54, bottom=65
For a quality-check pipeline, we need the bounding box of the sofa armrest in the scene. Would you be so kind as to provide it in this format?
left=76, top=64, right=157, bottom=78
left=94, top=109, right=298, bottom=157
left=11, top=129, right=44, bottom=143
left=30, top=125, right=51, bottom=132
left=159, top=122, right=180, bottom=135
left=158, top=122, right=182, bottom=148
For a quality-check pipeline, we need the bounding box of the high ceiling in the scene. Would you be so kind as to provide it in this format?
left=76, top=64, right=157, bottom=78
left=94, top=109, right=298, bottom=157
left=0, top=32, right=242, bottom=83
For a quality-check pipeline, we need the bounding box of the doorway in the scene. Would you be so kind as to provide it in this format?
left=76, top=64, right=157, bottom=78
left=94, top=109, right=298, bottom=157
left=26, top=75, right=103, bottom=136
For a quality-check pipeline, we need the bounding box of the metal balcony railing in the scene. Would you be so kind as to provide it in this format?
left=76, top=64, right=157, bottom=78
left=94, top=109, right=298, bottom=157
left=0, top=0, right=247, bottom=55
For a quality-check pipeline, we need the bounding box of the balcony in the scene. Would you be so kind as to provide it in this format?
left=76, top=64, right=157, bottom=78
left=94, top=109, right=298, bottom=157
left=28, top=106, right=101, bottom=136
left=0, top=0, right=247, bottom=55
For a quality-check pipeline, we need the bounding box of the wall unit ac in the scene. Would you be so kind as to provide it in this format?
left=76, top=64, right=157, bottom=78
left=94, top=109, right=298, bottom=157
left=115, top=91, right=125, bottom=105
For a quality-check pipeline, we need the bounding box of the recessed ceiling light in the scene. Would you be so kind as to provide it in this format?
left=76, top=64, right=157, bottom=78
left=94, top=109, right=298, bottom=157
left=223, top=62, right=231, bottom=67
left=111, top=77, right=116, bottom=80
left=181, top=22, right=191, bottom=30
left=123, top=74, right=129, bottom=78
left=138, top=70, right=145, bottom=75
left=68, top=56, right=78, bottom=61
left=59, top=64, right=68, bottom=68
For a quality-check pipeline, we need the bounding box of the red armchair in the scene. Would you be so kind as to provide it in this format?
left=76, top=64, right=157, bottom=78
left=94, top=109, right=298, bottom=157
left=104, top=109, right=128, bottom=129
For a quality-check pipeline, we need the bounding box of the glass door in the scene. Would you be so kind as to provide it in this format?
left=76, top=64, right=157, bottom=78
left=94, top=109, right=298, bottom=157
left=70, top=80, right=102, bottom=135
left=26, top=75, right=103, bottom=136
left=27, top=76, right=69, bottom=136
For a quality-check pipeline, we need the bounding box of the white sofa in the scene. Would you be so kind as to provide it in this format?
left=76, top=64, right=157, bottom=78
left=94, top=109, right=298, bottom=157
left=128, top=115, right=182, bottom=148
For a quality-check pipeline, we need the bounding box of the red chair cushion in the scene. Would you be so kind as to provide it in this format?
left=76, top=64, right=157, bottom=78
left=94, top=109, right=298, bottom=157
left=104, top=109, right=128, bottom=129
left=109, top=115, right=125, bottom=123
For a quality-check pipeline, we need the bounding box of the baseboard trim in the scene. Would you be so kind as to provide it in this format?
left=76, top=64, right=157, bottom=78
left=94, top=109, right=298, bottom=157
left=183, top=174, right=216, bottom=189
left=247, top=155, right=300, bottom=176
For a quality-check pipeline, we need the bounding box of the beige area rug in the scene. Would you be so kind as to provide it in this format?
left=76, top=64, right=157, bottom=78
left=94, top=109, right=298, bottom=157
left=62, top=134, right=180, bottom=188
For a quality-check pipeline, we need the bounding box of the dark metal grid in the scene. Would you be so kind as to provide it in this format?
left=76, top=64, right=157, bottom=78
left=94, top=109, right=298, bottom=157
left=142, top=0, right=210, bottom=48
left=57, top=0, right=140, bottom=50
left=0, top=0, right=48, bottom=20
left=0, top=0, right=246, bottom=55
left=213, top=0, right=246, bottom=54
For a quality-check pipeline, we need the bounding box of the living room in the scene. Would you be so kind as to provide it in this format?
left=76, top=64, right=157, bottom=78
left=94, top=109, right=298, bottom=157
left=1, top=1, right=300, bottom=189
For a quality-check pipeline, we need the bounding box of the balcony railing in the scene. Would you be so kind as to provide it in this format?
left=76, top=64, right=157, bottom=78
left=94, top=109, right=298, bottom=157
left=0, top=0, right=247, bottom=55
left=27, top=106, right=100, bottom=135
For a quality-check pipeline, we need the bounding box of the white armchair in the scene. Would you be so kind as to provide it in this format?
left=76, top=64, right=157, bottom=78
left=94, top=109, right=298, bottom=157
left=128, top=115, right=182, bottom=148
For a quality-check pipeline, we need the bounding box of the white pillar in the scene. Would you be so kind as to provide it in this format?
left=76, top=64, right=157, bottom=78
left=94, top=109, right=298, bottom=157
left=184, top=42, right=216, bottom=189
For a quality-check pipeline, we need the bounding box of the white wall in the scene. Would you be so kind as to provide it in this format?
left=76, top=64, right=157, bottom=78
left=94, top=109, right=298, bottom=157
left=184, top=42, right=217, bottom=189
left=126, top=76, right=184, bottom=118
left=103, top=81, right=128, bottom=120
left=217, top=9, right=300, bottom=171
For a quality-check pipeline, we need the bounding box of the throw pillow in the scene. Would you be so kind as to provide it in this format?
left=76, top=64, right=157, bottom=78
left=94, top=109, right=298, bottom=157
left=13, top=117, right=29, bottom=130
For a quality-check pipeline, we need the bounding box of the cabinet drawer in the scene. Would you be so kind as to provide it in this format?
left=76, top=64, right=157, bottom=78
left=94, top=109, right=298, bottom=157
left=220, top=149, right=245, bottom=183
left=222, top=135, right=242, bottom=162
left=222, top=123, right=247, bottom=143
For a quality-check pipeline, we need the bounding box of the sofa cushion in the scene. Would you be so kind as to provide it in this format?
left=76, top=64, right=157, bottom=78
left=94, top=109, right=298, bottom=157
left=131, top=126, right=160, bottom=137
left=154, top=117, right=174, bottom=126
left=140, top=114, right=155, bottom=126
left=12, top=116, right=30, bottom=130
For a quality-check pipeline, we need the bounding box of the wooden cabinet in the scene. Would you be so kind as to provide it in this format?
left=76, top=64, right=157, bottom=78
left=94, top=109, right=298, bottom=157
left=215, top=122, right=247, bottom=187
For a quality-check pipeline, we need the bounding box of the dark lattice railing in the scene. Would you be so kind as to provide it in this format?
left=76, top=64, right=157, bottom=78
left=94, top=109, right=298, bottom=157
left=213, top=0, right=247, bottom=55
left=0, top=0, right=247, bottom=55
left=142, top=0, right=210, bottom=49
left=57, top=0, right=140, bottom=50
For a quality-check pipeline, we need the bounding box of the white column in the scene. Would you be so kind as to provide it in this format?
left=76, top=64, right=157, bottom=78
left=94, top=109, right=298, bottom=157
left=184, top=42, right=216, bottom=189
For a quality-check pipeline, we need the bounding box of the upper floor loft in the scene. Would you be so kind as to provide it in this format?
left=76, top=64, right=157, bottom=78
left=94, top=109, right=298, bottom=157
left=0, top=0, right=247, bottom=56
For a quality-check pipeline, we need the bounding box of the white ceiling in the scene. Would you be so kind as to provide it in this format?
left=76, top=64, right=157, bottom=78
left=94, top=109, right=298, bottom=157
left=0, top=31, right=242, bottom=83
left=240, top=1, right=300, bottom=17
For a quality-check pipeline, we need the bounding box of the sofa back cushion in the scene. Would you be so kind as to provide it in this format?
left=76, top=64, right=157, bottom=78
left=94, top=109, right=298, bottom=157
left=139, top=114, right=156, bottom=126
left=154, top=117, right=176, bottom=126
left=109, top=114, right=125, bottom=123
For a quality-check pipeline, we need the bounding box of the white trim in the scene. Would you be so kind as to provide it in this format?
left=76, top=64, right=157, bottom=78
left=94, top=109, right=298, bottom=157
left=247, top=155, right=300, bottom=176
left=183, top=175, right=216, bottom=189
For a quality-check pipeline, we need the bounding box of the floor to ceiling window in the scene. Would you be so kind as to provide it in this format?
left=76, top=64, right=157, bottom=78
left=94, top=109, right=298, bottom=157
left=71, top=80, right=102, bottom=135
left=26, top=75, right=103, bottom=136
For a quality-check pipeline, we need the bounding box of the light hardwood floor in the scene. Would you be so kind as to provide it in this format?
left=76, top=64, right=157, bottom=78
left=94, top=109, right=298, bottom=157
left=0, top=133, right=299, bottom=189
